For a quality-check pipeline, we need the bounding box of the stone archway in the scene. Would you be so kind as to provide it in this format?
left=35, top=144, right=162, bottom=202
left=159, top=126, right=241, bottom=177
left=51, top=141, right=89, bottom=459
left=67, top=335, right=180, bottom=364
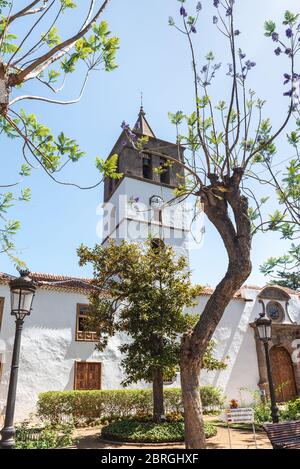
left=270, top=346, right=297, bottom=402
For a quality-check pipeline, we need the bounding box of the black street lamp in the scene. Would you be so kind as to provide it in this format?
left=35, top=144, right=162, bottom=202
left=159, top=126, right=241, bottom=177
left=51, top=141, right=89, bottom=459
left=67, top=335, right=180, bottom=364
left=0, top=271, right=36, bottom=449
left=255, top=313, right=280, bottom=424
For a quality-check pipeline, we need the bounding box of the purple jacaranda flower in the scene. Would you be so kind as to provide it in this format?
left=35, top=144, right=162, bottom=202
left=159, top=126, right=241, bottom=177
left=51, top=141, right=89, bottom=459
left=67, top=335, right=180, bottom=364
left=284, top=73, right=291, bottom=85
left=245, top=60, right=256, bottom=70
left=285, top=48, right=293, bottom=57
left=180, top=6, right=187, bottom=17
left=286, top=28, right=293, bottom=38
left=134, top=197, right=140, bottom=203
left=191, top=26, right=197, bottom=33
left=121, top=121, right=130, bottom=131
left=234, top=30, right=240, bottom=36
left=283, top=88, right=295, bottom=97
left=226, top=7, right=232, bottom=16
left=213, top=0, right=220, bottom=7
left=196, top=2, right=202, bottom=11
left=274, top=47, right=282, bottom=56
left=213, top=15, right=218, bottom=24
left=239, top=51, right=246, bottom=59
left=272, top=32, right=279, bottom=42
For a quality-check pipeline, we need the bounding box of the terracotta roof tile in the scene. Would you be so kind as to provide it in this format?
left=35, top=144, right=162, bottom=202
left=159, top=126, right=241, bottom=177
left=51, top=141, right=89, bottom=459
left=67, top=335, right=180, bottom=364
left=0, top=272, right=96, bottom=294
left=1, top=273, right=299, bottom=298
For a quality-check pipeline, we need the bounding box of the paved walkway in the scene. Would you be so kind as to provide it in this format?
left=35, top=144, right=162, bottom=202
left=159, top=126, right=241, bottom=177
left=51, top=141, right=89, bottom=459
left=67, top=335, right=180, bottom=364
left=71, top=426, right=272, bottom=450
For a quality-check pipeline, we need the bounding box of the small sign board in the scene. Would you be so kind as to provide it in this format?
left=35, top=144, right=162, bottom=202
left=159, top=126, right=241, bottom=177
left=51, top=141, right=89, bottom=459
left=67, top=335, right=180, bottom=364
left=226, top=407, right=254, bottom=424
left=222, top=408, right=257, bottom=449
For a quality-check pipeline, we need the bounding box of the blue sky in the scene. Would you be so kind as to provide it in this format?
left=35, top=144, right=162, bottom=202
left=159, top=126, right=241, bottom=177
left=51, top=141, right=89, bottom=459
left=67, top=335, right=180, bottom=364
left=1, top=0, right=299, bottom=287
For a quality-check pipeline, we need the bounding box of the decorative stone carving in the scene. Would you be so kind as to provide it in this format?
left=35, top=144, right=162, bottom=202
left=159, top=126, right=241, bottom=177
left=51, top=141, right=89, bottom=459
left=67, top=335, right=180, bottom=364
left=258, top=286, right=291, bottom=301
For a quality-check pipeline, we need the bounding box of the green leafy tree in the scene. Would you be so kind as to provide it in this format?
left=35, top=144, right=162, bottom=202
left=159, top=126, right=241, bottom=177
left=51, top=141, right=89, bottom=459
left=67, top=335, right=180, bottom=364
left=261, top=244, right=300, bottom=291
left=78, top=240, right=226, bottom=423
left=0, top=0, right=121, bottom=262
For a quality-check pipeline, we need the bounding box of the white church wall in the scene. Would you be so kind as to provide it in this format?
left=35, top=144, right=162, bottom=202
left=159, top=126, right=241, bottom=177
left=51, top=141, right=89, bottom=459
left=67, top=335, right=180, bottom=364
left=185, top=288, right=300, bottom=405
left=184, top=294, right=260, bottom=405
left=1, top=280, right=299, bottom=421
left=0, top=285, right=144, bottom=421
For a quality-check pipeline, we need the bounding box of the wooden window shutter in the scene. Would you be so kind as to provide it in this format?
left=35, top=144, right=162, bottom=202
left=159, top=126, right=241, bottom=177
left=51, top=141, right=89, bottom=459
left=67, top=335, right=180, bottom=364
left=74, top=362, right=102, bottom=390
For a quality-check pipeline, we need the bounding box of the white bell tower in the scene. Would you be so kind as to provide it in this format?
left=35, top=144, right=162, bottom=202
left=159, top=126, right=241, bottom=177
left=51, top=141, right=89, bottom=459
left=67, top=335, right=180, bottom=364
left=101, top=108, right=190, bottom=260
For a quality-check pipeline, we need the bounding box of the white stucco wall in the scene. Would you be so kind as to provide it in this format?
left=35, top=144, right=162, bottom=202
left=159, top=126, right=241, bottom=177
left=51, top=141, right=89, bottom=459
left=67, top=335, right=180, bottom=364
left=0, top=284, right=146, bottom=421
left=1, top=282, right=300, bottom=421
left=186, top=288, right=300, bottom=405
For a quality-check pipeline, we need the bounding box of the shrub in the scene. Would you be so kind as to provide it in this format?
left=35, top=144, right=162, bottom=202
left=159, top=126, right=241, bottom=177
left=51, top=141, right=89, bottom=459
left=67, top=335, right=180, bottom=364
left=253, top=402, right=272, bottom=424
left=101, top=418, right=217, bottom=443
left=253, top=398, right=300, bottom=424
left=37, top=386, right=224, bottom=426
left=15, top=421, right=73, bottom=449
left=281, top=398, right=300, bottom=421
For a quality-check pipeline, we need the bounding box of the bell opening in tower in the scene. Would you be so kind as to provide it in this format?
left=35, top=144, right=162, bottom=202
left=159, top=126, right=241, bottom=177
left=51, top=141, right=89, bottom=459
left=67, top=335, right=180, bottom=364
left=142, top=154, right=152, bottom=180
left=159, top=158, right=170, bottom=185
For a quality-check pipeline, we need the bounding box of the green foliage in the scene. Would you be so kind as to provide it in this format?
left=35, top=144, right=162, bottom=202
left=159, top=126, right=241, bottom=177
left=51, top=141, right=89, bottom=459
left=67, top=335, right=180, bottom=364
left=61, top=0, right=77, bottom=11
left=253, top=398, right=300, bottom=424
left=0, top=3, right=119, bottom=265
left=78, top=241, right=225, bottom=387
left=283, top=11, right=299, bottom=26
left=0, top=188, right=31, bottom=266
left=264, top=20, right=276, bottom=37
left=41, top=27, right=61, bottom=47
left=281, top=398, right=300, bottom=421
left=96, top=154, right=123, bottom=180
left=15, top=421, right=73, bottom=449
left=253, top=402, right=272, bottom=424
left=101, top=418, right=217, bottom=443
left=37, top=387, right=225, bottom=426
left=261, top=244, right=300, bottom=290
left=61, top=21, right=119, bottom=74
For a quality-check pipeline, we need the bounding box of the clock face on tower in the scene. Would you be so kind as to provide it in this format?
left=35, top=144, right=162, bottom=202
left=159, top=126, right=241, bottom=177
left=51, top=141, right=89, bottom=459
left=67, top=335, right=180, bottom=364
left=149, top=195, right=164, bottom=209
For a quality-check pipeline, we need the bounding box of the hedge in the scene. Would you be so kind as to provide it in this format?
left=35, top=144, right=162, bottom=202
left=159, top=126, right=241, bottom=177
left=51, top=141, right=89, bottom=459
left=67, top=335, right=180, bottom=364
left=37, top=387, right=224, bottom=426
left=101, top=418, right=217, bottom=443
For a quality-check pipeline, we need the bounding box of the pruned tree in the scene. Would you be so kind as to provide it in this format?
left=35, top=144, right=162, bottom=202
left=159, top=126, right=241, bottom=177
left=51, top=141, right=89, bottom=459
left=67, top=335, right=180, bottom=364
left=0, top=0, right=122, bottom=261
left=156, top=1, right=300, bottom=448
left=78, top=240, right=226, bottom=423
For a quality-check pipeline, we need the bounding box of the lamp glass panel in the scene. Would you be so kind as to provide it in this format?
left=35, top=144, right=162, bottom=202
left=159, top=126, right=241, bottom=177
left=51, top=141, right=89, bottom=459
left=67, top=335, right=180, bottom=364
left=11, top=288, right=34, bottom=314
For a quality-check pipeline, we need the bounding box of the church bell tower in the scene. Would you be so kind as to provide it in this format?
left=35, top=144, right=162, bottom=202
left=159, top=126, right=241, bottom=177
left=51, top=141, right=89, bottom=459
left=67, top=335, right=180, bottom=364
left=102, top=107, right=190, bottom=259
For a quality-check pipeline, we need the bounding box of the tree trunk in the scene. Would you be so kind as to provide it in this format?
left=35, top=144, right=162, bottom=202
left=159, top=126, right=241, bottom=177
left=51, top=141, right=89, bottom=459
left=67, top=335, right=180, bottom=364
left=181, top=172, right=252, bottom=449
left=153, top=368, right=165, bottom=423
left=180, top=353, right=206, bottom=449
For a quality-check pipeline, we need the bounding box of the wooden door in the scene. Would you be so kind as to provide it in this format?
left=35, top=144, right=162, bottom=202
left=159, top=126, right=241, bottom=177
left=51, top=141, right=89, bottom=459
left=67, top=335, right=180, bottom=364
left=270, top=347, right=297, bottom=402
left=74, top=362, right=101, bottom=390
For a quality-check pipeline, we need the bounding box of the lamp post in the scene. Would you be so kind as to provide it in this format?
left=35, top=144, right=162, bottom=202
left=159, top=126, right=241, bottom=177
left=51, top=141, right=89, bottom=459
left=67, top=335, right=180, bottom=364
left=0, top=271, right=36, bottom=449
left=255, top=313, right=280, bottom=424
